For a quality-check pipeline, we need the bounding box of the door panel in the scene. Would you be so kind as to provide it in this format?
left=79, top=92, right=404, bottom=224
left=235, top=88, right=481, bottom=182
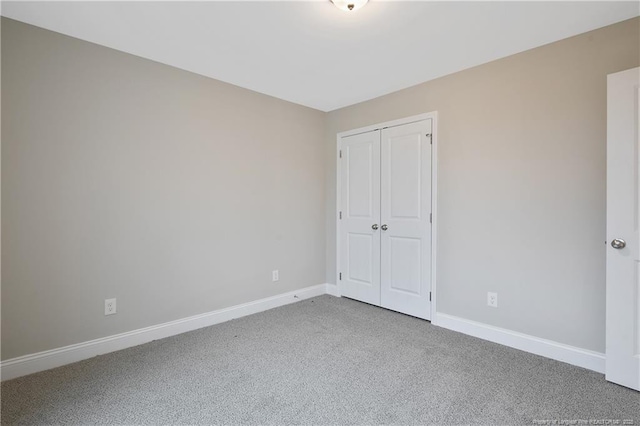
left=606, top=68, right=640, bottom=391
left=340, top=130, right=381, bottom=305
left=380, top=120, right=432, bottom=320
left=389, top=236, right=422, bottom=295
left=348, top=143, right=375, bottom=217
left=389, top=134, right=422, bottom=219
left=348, top=233, right=374, bottom=283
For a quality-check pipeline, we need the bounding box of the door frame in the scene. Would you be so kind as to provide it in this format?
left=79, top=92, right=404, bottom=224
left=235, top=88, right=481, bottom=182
left=335, top=112, right=439, bottom=324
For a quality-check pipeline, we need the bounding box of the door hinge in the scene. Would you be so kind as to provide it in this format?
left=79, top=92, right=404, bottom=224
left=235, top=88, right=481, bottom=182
left=339, top=150, right=342, bottom=158
left=339, top=211, right=342, bottom=219
left=430, top=213, right=432, bottom=223
left=429, top=292, right=432, bottom=302
left=339, top=273, right=342, bottom=280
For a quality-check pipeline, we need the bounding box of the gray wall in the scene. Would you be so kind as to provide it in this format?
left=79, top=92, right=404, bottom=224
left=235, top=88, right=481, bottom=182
left=1, top=18, right=327, bottom=360
left=3, top=16, right=639, bottom=361
left=325, top=17, right=640, bottom=353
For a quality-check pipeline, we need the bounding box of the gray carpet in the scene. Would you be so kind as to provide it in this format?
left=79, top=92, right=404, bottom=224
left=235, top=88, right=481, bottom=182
left=2, top=295, right=639, bottom=425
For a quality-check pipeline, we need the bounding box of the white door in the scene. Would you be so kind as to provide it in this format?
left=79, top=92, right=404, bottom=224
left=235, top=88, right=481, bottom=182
left=380, top=120, right=433, bottom=320
left=339, top=130, right=381, bottom=305
left=606, top=67, right=640, bottom=391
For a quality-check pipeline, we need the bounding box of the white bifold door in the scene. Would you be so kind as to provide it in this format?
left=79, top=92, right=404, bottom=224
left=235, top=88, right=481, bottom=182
left=606, top=67, right=640, bottom=391
left=339, top=119, right=433, bottom=320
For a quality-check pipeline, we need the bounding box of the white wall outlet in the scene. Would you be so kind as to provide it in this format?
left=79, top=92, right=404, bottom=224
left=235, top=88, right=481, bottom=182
left=105, top=298, right=117, bottom=315
left=272, top=270, right=279, bottom=282
left=487, top=292, right=498, bottom=308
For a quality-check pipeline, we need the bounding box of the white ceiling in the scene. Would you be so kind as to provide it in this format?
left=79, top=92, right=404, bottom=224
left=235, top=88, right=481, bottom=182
left=2, top=1, right=639, bottom=111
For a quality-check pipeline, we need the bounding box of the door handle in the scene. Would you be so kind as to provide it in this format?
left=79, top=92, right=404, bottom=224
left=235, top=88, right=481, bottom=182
left=381, top=224, right=388, bottom=231
left=372, top=224, right=378, bottom=230
left=611, top=238, right=626, bottom=249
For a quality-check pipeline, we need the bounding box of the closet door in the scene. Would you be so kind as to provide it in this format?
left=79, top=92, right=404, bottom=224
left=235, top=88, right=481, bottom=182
left=339, top=130, right=381, bottom=305
left=380, top=120, right=432, bottom=320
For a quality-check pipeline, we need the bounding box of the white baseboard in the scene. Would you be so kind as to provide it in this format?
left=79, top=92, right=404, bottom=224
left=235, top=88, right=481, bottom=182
left=325, top=283, right=340, bottom=297
left=1, top=283, right=330, bottom=381
left=435, top=313, right=605, bottom=373
left=2, top=287, right=603, bottom=381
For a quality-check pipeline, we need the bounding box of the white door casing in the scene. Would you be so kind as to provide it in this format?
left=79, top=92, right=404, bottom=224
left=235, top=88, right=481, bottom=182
left=339, top=130, right=381, bottom=305
left=380, top=120, right=433, bottom=320
left=606, top=67, right=640, bottom=391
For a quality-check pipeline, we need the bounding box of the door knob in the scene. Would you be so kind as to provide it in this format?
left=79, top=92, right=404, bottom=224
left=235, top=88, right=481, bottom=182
left=372, top=224, right=379, bottom=230
left=381, top=224, right=388, bottom=231
left=611, top=239, right=626, bottom=249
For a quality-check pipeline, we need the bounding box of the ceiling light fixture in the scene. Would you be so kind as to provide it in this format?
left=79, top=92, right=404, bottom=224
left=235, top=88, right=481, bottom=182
left=331, top=0, right=368, bottom=12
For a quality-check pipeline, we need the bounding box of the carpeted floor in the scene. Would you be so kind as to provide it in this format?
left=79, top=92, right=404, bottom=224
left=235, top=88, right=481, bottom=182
left=2, top=295, right=639, bottom=425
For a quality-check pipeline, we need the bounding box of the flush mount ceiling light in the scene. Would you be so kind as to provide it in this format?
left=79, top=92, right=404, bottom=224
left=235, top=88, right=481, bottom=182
left=331, top=0, right=368, bottom=12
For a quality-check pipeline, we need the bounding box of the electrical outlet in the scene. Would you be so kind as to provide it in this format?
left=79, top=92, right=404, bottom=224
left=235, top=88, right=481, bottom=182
left=105, top=298, right=117, bottom=315
left=487, top=292, right=498, bottom=308
left=272, top=270, right=279, bottom=282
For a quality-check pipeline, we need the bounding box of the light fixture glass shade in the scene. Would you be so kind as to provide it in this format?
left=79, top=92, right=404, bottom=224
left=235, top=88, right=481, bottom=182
left=331, top=0, right=368, bottom=12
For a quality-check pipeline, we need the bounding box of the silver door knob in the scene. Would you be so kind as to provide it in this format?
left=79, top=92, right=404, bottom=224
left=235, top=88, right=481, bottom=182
left=381, top=224, right=388, bottom=231
left=372, top=224, right=378, bottom=230
left=611, top=239, right=626, bottom=249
